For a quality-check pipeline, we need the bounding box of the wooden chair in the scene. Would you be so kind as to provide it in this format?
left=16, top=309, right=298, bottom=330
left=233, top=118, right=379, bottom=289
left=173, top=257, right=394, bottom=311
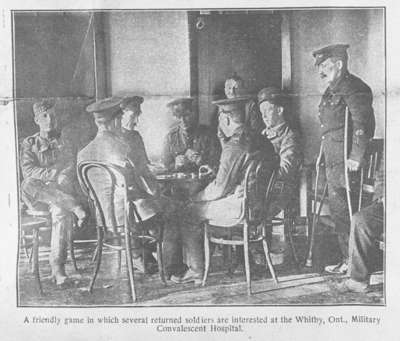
left=77, top=161, right=165, bottom=303
left=20, top=207, right=79, bottom=295
left=358, top=138, right=384, bottom=211
left=202, top=160, right=278, bottom=295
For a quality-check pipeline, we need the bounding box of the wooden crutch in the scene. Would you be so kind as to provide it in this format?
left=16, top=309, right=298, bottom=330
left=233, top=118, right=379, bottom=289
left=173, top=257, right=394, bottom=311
left=305, top=143, right=328, bottom=267
left=343, top=107, right=353, bottom=222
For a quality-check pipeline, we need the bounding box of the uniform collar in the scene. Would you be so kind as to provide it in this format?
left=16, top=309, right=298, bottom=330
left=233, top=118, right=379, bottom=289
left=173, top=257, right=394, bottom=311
left=329, top=70, right=350, bottom=92
left=35, top=131, right=61, bottom=152
left=262, top=122, right=287, bottom=139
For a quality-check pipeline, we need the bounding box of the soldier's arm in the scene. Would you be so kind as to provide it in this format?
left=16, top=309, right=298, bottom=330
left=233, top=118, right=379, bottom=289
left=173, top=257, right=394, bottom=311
left=278, top=132, right=302, bottom=180
left=161, top=134, right=175, bottom=171
left=200, top=132, right=221, bottom=174
left=343, top=89, right=374, bottom=163
left=20, top=140, right=58, bottom=182
left=193, top=150, right=245, bottom=202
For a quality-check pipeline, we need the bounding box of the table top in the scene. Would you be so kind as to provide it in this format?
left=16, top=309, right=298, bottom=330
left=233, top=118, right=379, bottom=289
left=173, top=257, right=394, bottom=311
left=155, top=172, right=202, bottom=182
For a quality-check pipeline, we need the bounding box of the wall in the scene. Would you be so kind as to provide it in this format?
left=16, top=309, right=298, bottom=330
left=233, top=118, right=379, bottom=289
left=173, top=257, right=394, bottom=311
left=290, top=9, right=385, bottom=164
left=105, top=11, right=191, bottom=161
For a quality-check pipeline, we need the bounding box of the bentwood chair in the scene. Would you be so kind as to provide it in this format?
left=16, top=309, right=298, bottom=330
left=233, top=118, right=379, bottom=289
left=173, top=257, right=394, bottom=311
left=357, top=138, right=384, bottom=211
left=20, top=205, right=79, bottom=295
left=77, top=161, right=165, bottom=303
left=202, top=159, right=278, bottom=295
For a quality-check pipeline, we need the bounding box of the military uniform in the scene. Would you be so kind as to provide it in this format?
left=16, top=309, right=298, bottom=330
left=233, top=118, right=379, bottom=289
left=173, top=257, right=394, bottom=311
left=119, top=127, right=150, bottom=164
left=314, top=45, right=375, bottom=262
left=162, top=124, right=220, bottom=173
left=261, top=122, right=302, bottom=216
left=168, top=97, right=277, bottom=277
left=20, top=131, right=82, bottom=278
left=78, top=98, right=180, bottom=270
left=245, top=98, right=264, bottom=135
left=348, top=155, right=384, bottom=283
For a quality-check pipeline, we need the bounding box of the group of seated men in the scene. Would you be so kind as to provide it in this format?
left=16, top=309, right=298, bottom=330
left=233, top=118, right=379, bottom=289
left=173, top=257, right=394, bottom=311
left=20, top=80, right=304, bottom=286
left=20, top=46, right=383, bottom=294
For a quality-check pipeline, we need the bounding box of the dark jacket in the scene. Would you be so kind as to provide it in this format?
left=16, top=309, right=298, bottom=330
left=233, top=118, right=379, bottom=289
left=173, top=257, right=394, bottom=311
left=319, top=71, right=375, bottom=166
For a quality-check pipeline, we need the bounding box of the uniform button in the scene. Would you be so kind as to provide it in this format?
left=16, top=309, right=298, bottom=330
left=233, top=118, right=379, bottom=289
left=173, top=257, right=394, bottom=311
left=322, top=136, right=326, bottom=140
left=321, top=124, right=324, bottom=128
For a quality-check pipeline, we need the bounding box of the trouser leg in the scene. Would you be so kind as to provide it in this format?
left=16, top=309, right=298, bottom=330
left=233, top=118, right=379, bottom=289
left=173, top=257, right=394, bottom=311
left=326, top=164, right=353, bottom=262
left=22, top=179, right=81, bottom=213
left=348, top=201, right=383, bottom=282
left=49, top=205, right=72, bottom=277
left=181, top=203, right=204, bottom=274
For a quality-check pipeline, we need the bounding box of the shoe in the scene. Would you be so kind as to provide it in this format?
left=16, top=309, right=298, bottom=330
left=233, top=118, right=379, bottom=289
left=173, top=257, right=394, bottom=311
left=51, top=265, right=68, bottom=285
left=339, top=279, right=369, bottom=293
left=170, top=268, right=202, bottom=285
left=324, top=262, right=348, bottom=274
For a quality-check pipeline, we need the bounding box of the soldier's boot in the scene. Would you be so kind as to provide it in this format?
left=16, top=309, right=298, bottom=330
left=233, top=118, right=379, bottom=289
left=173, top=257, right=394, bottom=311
left=49, top=205, right=72, bottom=285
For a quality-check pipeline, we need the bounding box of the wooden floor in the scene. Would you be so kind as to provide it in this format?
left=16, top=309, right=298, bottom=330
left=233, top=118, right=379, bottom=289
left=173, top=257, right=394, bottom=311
left=17, top=232, right=384, bottom=306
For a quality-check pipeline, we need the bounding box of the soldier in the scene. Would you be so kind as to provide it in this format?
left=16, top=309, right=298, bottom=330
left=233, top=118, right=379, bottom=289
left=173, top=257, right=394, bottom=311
left=343, top=154, right=384, bottom=292
left=222, top=74, right=264, bottom=135
left=20, top=99, right=87, bottom=285
left=119, top=95, right=150, bottom=164
left=313, top=44, right=375, bottom=274
left=168, top=97, right=277, bottom=284
left=78, top=97, right=181, bottom=274
left=257, top=87, right=303, bottom=217
left=162, top=97, right=220, bottom=176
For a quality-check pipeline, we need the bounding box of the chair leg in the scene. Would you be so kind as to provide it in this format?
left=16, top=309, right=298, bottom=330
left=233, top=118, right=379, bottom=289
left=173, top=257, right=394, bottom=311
left=202, top=224, right=211, bottom=287
left=89, top=228, right=104, bottom=294
left=124, top=225, right=137, bottom=303
left=68, top=228, right=79, bottom=272
left=32, top=227, right=43, bottom=295
left=262, top=233, right=278, bottom=285
left=243, top=227, right=251, bottom=296
left=284, top=212, right=300, bottom=268
left=157, top=223, right=166, bottom=285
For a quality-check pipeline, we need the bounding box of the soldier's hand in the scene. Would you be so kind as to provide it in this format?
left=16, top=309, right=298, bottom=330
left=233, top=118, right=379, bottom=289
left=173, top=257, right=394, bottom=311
left=185, top=149, right=202, bottom=165
left=175, top=154, right=187, bottom=169
left=347, top=159, right=361, bottom=171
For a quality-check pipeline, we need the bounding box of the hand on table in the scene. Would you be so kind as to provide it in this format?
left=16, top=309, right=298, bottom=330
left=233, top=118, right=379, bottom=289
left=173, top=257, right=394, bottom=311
left=175, top=154, right=187, bottom=169
left=185, top=149, right=202, bottom=165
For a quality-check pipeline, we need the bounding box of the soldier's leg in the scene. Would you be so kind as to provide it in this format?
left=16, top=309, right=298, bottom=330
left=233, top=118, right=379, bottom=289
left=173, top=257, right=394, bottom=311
left=326, top=165, right=351, bottom=262
left=348, top=201, right=383, bottom=282
left=48, top=205, right=72, bottom=285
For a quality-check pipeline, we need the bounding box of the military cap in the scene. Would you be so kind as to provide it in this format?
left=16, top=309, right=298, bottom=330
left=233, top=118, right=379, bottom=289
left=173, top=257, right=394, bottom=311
left=312, top=44, right=350, bottom=66
left=33, top=99, right=55, bottom=116
left=167, top=97, right=194, bottom=117
left=120, top=96, right=144, bottom=110
left=86, top=97, right=123, bottom=120
left=257, top=87, right=287, bottom=107
left=212, top=96, right=249, bottom=110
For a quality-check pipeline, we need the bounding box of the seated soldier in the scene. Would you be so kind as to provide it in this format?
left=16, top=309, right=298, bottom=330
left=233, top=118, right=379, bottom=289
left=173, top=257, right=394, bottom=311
left=77, top=97, right=179, bottom=273
left=257, top=87, right=303, bottom=217
left=167, top=97, right=277, bottom=284
left=119, top=96, right=150, bottom=164
left=341, top=154, right=384, bottom=293
left=20, top=99, right=87, bottom=285
left=162, top=98, right=220, bottom=176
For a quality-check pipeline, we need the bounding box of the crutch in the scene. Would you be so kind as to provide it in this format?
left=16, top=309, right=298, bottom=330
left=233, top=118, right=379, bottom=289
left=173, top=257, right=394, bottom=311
left=305, top=143, right=329, bottom=267
left=343, top=107, right=353, bottom=221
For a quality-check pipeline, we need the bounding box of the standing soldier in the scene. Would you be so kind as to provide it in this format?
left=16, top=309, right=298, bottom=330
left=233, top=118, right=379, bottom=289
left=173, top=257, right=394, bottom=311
left=312, top=44, right=375, bottom=274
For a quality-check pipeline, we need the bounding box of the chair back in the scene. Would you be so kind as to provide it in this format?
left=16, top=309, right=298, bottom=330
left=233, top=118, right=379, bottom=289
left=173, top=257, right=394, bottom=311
left=77, top=161, right=131, bottom=233
left=243, top=158, right=277, bottom=224
left=358, top=138, right=384, bottom=210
